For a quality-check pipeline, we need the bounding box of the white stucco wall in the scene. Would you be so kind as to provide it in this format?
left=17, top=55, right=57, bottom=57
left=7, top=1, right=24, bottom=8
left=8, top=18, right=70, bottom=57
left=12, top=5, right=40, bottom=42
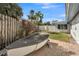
left=70, top=13, right=79, bottom=44
left=71, top=23, right=79, bottom=43
left=39, top=25, right=59, bottom=32
left=39, top=26, right=67, bottom=32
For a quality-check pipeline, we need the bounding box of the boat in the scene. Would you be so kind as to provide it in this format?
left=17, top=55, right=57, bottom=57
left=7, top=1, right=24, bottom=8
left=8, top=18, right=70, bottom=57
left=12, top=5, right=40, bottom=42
left=6, top=32, right=49, bottom=56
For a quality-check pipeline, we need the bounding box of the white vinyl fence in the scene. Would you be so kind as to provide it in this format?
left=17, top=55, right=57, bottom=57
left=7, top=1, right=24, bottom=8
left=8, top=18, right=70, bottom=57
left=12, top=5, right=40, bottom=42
left=39, top=26, right=68, bottom=32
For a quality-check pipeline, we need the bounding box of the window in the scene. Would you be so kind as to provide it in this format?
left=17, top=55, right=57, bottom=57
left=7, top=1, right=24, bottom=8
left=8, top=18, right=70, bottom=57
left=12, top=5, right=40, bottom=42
left=58, top=24, right=61, bottom=29
left=58, top=24, right=67, bottom=29
left=64, top=24, right=67, bottom=29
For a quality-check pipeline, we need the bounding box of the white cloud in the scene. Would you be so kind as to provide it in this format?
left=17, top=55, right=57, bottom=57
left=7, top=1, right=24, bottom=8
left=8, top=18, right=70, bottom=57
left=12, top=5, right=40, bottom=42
left=41, top=3, right=51, bottom=6
left=43, top=18, right=65, bottom=22
left=41, top=3, right=58, bottom=9
left=22, top=14, right=27, bottom=19
left=53, top=18, right=65, bottom=21
left=42, top=5, right=57, bottom=9
left=34, top=3, right=58, bottom=9
left=35, top=3, right=50, bottom=6
left=60, top=14, right=65, bottom=17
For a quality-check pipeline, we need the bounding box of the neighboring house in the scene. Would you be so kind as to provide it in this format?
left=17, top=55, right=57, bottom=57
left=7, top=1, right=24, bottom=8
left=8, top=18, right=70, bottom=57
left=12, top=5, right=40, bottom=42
left=39, top=21, right=67, bottom=32
left=66, top=3, right=79, bottom=44
left=51, top=21, right=67, bottom=32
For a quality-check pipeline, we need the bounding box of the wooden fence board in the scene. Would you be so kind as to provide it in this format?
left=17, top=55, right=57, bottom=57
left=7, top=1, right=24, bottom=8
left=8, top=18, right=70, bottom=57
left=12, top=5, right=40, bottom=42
left=0, top=14, right=21, bottom=50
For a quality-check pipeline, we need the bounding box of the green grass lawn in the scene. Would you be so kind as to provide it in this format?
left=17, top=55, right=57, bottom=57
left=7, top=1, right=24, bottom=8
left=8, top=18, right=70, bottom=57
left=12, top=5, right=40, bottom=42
left=49, top=32, right=70, bottom=42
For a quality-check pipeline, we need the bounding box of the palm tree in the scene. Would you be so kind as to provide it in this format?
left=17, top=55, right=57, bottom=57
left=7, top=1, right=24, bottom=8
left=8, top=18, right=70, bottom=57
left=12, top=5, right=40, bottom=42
left=27, top=10, right=36, bottom=21
left=35, top=11, right=43, bottom=31
left=35, top=12, right=40, bottom=23
left=39, top=11, right=43, bottom=23
left=35, top=11, right=43, bottom=24
left=30, top=10, right=34, bottom=16
left=28, top=10, right=44, bottom=25
left=39, top=13, right=43, bottom=23
left=27, top=10, right=44, bottom=31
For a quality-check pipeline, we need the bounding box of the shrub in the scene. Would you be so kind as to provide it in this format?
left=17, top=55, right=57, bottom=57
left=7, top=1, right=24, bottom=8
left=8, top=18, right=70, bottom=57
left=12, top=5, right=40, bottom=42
left=21, top=20, right=31, bottom=36
left=16, top=20, right=38, bottom=38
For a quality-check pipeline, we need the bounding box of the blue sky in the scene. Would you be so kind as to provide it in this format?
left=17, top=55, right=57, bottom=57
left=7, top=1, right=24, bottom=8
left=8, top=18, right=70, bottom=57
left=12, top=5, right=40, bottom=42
left=18, top=3, right=65, bottom=22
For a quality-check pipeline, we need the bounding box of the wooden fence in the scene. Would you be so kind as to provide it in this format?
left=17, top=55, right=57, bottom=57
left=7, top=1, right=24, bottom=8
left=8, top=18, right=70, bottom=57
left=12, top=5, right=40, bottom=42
left=0, top=14, right=21, bottom=50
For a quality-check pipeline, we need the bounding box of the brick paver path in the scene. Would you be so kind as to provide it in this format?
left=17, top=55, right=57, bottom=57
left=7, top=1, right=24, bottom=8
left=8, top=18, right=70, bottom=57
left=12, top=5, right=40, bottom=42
left=28, top=39, right=79, bottom=56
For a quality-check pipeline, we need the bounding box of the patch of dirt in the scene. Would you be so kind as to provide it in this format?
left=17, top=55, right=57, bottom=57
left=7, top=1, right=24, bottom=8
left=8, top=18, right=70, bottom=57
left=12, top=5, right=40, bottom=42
left=27, top=39, right=79, bottom=56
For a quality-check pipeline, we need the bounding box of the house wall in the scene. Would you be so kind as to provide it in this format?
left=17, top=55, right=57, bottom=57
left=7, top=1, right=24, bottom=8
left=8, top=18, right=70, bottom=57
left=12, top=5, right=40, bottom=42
left=67, top=3, right=79, bottom=22
left=66, top=3, right=79, bottom=44
left=70, top=13, right=79, bottom=44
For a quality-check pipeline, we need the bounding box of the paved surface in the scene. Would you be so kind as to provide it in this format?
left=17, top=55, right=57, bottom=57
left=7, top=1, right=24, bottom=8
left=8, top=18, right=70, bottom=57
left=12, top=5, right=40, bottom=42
left=28, top=39, right=79, bottom=56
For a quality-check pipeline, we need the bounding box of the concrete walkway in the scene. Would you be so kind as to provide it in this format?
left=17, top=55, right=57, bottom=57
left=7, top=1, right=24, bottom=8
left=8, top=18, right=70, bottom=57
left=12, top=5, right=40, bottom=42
left=28, top=39, right=79, bottom=56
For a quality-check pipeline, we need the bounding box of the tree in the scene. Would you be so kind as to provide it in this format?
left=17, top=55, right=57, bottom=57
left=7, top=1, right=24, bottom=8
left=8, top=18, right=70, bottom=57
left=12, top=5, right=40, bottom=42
left=0, top=3, right=23, bottom=19
left=27, top=10, right=44, bottom=26
left=27, top=10, right=36, bottom=21
left=45, top=21, right=51, bottom=25
left=35, top=11, right=43, bottom=23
